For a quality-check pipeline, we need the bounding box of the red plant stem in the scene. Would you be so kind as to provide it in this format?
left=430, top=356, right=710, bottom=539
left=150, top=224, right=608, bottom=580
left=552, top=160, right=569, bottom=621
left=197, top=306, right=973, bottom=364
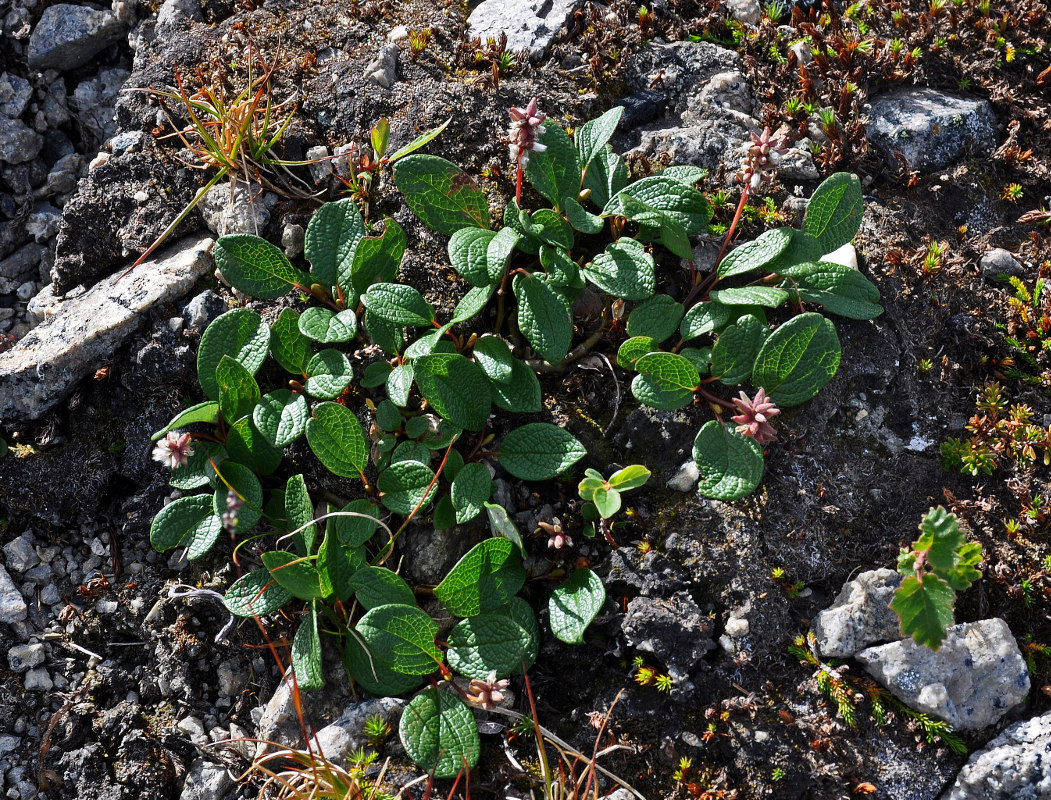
left=515, top=153, right=524, bottom=204
left=698, top=387, right=735, bottom=410
left=714, top=182, right=751, bottom=267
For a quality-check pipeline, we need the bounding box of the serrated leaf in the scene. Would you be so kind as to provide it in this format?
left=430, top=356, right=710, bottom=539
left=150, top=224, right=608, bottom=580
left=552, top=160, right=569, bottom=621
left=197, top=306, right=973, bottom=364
left=451, top=462, right=493, bottom=524
left=197, top=309, right=270, bottom=401
left=711, top=314, right=769, bottom=386
left=608, top=176, right=711, bottom=234
left=305, top=199, right=366, bottom=291
left=356, top=604, right=442, bottom=674
left=305, top=349, right=354, bottom=399
left=576, top=105, right=623, bottom=171
left=680, top=301, right=733, bottom=340
left=215, top=234, right=307, bottom=299
left=400, top=689, right=479, bottom=778
left=362, top=283, right=434, bottom=327
left=292, top=606, right=324, bottom=690
left=913, top=507, right=968, bottom=574
left=224, top=569, right=292, bottom=617
left=363, top=309, right=403, bottom=355
left=345, top=633, right=423, bottom=696
left=153, top=401, right=220, bottom=441
left=549, top=568, right=605, bottom=644
left=261, top=550, right=322, bottom=600
left=349, top=566, right=416, bottom=609
left=564, top=196, right=604, bottom=234
left=498, top=423, right=586, bottom=481
left=212, top=460, right=263, bottom=531
left=434, top=537, right=526, bottom=617
left=448, top=227, right=497, bottom=286
left=523, top=120, right=581, bottom=211
left=472, top=336, right=514, bottom=384
left=514, top=273, right=573, bottom=364
left=393, top=154, right=489, bottom=233
left=284, top=473, right=317, bottom=556
left=710, top=286, right=789, bottom=308
left=254, top=389, right=308, bottom=448
left=451, top=284, right=495, bottom=324
left=717, top=228, right=794, bottom=278
left=225, top=417, right=283, bottom=476
left=890, top=574, right=955, bottom=650
left=351, top=218, right=406, bottom=297
left=583, top=238, right=655, bottom=300
left=379, top=460, right=437, bottom=514
left=447, top=615, right=530, bottom=680
left=752, top=313, right=840, bottom=406
left=693, top=421, right=764, bottom=500
left=387, top=363, right=414, bottom=407
left=804, top=172, right=864, bottom=252
left=216, top=355, right=260, bottom=423
left=627, top=294, right=684, bottom=343
left=490, top=357, right=542, bottom=413
left=298, top=307, right=358, bottom=343
left=780, top=261, right=883, bottom=319
left=306, top=402, right=368, bottom=479
left=634, top=352, right=700, bottom=400
left=330, top=499, right=381, bottom=547
left=270, top=309, right=310, bottom=375
left=413, top=353, right=492, bottom=432
left=582, top=145, right=627, bottom=209
left=150, top=495, right=219, bottom=553
left=617, top=336, right=658, bottom=369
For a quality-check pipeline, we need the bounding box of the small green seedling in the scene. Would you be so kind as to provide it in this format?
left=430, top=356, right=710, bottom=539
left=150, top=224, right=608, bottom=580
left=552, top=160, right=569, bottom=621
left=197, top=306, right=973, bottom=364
left=578, top=465, right=651, bottom=539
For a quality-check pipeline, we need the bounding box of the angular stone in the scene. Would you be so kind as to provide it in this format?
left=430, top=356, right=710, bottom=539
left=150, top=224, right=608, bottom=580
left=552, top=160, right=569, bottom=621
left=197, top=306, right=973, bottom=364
left=201, top=181, right=276, bottom=237
left=0, top=72, right=33, bottom=119
left=8, top=642, right=45, bottom=673
left=3, top=534, right=40, bottom=573
left=620, top=591, right=714, bottom=676
left=0, top=564, right=28, bottom=624
left=0, top=117, right=44, bottom=165
left=980, top=248, right=1025, bottom=280
left=867, top=88, right=997, bottom=172
left=0, top=243, right=45, bottom=281
left=941, top=710, right=1051, bottom=799
left=0, top=234, right=214, bottom=421
left=179, top=759, right=231, bottom=800
left=313, top=697, right=407, bottom=768
left=27, top=4, right=125, bottom=72
left=467, top=0, right=582, bottom=60
left=812, top=568, right=902, bottom=658
left=857, top=619, right=1030, bottom=730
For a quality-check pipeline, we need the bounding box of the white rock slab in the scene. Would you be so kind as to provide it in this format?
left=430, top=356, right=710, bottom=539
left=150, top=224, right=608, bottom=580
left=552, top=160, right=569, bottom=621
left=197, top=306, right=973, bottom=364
left=467, top=0, right=582, bottom=60
left=0, top=234, right=214, bottom=421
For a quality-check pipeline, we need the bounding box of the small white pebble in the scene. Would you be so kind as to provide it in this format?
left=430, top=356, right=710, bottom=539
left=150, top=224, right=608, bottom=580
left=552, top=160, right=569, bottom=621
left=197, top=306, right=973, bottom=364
left=133, top=190, right=149, bottom=203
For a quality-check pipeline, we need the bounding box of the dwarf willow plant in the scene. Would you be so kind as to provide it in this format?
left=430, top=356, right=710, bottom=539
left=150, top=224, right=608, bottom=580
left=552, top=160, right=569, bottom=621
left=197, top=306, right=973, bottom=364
left=149, top=104, right=880, bottom=776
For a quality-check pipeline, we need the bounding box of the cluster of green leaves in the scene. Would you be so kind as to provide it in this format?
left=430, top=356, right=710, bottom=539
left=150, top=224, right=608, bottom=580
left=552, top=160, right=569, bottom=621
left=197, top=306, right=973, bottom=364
left=890, top=507, right=982, bottom=650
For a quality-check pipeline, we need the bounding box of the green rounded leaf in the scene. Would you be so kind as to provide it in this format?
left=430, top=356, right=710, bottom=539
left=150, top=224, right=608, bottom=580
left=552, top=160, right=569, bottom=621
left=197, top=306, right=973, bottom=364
left=215, top=234, right=307, bottom=299
left=526, top=208, right=573, bottom=249
left=472, top=336, right=514, bottom=384
left=582, top=145, right=628, bottom=209
left=364, top=308, right=403, bottom=355
left=212, top=460, right=263, bottom=531
left=617, top=336, right=658, bottom=369
left=693, top=421, right=764, bottom=500
left=330, top=499, right=381, bottom=547
left=493, top=597, right=539, bottom=671
left=413, top=353, right=492, bottom=432
left=608, top=464, right=651, bottom=491
left=710, top=286, right=789, bottom=308
left=292, top=606, right=324, bottom=691
left=349, top=566, right=416, bottom=609
left=434, top=538, right=526, bottom=618
left=448, top=227, right=496, bottom=286
left=564, top=196, right=604, bottom=234
left=752, top=312, right=841, bottom=407
left=498, top=423, right=586, bottom=481
left=306, top=402, right=368, bottom=479
left=170, top=441, right=225, bottom=490
left=451, top=284, right=495, bottom=324
left=609, top=175, right=711, bottom=234
left=447, top=615, right=530, bottom=680
left=717, top=227, right=793, bottom=278
left=635, top=352, right=700, bottom=395
left=393, top=154, right=489, bottom=234
left=627, top=294, right=684, bottom=343
left=225, top=416, right=283, bottom=476
left=261, top=550, right=322, bottom=600
left=386, top=363, right=415, bottom=407
left=680, top=301, right=733, bottom=341
left=583, top=238, right=655, bottom=300
left=549, top=568, right=605, bottom=644
left=269, top=309, right=311, bottom=375
left=490, top=357, right=542, bottom=413
left=224, top=569, right=292, bottom=617
left=400, top=689, right=479, bottom=778
left=523, top=120, right=581, bottom=211
left=254, top=389, right=308, bottom=448
left=513, top=273, right=573, bottom=364
left=451, top=462, right=494, bottom=524
left=356, top=604, right=442, bottom=675
left=305, top=349, right=354, bottom=400
left=351, top=218, right=406, bottom=296
left=711, top=314, right=769, bottom=386
left=298, top=307, right=358, bottom=343
left=486, top=226, right=521, bottom=283
left=305, top=198, right=366, bottom=292
left=152, top=401, right=220, bottom=441
left=150, top=495, right=220, bottom=554
left=804, top=172, right=864, bottom=253
left=576, top=106, right=623, bottom=171
left=362, top=361, right=393, bottom=388
left=362, top=283, right=434, bottom=327
left=317, top=535, right=365, bottom=601
left=216, top=355, right=260, bottom=424
left=780, top=261, right=883, bottom=320
left=379, top=460, right=437, bottom=514
left=284, top=473, right=317, bottom=556
left=345, top=633, right=423, bottom=696
left=197, top=309, right=270, bottom=401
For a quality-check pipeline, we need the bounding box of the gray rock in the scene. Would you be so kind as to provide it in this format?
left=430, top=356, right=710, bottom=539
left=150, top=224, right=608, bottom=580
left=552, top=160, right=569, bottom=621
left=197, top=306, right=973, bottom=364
left=941, top=710, right=1051, bottom=799
left=0, top=72, right=33, bottom=119
left=364, top=45, right=398, bottom=88
left=179, top=759, right=232, bottom=800
left=0, top=243, right=46, bottom=281
left=605, top=548, right=688, bottom=596
left=181, top=290, right=227, bottom=332
left=17, top=280, right=36, bottom=301
left=0, top=234, right=214, bottom=421
left=23, top=667, right=53, bottom=691
left=3, top=534, right=40, bottom=573
left=8, top=642, right=45, bottom=673
left=868, top=88, right=997, bottom=172
left=313, top=697, right=407, bottom=768
left=812, top=568, right=902, bottom=658
left=27, top=4, right=125, bottom=71
left=666, top=459, right=700, bottom=492
left=0, top=564, right=28, bottom=624
left=980, top=248, right=1025, bottom=280
left=467, top=0, right=582, bottom=60
left=0, top=117, right=44, bottom=165
left=857, top=618, right=1030, bottom=730
left=0, top=735, right=20, bottom=755
left=282, top=223, right=305, bottom=259
left=71, top=67, right=130, bottom=148
left=726, top=0, right=761, bottom=25
left=201, top=180, right=276, bottom=237
left=157, top=0, right=204, bottom=27
left=620, top=591, right=714, bottom=676
left=109, top=130, right=143, bottom=156
left=26, top=202, right=62, bottom=242
left=257, top=660, right=355, bottom=752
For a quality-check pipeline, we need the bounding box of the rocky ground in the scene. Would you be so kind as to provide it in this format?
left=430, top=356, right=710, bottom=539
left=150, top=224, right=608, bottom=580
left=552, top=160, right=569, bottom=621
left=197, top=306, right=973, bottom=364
left=0, top=0, right=1050, bottom=798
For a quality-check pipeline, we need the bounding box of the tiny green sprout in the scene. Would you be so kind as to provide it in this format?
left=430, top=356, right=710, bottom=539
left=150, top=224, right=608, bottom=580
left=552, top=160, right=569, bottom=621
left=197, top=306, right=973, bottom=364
left=1043, top=555, right=1051, bottom=572
left=363, top=714, right=392, bottom=747
left=654, top=673, right=674, bottom=693
left=1002, top=183, right=1024, bottom=203
left=1005, top=518, right=1021, bottom=536
left=771, top=566, right=786, bottom=580
left=673, top=756, right=693, bottom=783
left=787, top=580, right=806, bottom=599
left=923, top=240, right=949, bottom=274
left=784, top=97, right=803, bottom=116
left=918, top=358, right=934, bottom=375
left=1019, top=579, right=1036, bottom=607
left=633, top=665, right=656, bottom=686
left=578, top=465, right=652, bottom=520
left=771, top=767, right=785, bottom=781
